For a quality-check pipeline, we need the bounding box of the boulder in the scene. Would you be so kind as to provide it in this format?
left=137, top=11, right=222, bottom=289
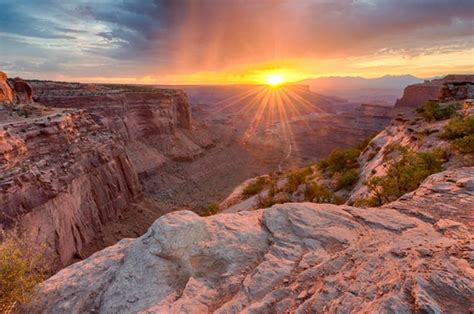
left=28, top=168, right=474, bottom=313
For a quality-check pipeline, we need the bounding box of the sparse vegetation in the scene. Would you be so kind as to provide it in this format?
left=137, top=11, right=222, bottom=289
left=304, top=183, right=344, bottom=204
left=452, top=134, right=474, bottom=154
left=0, top=229, right=49, bottom=312
left=242, top=176, right=270, bottom=198
left=362, top=149, right=445, bottom=206
left=440, top=115, right=474, bottom=140
left=318, top=147, right=360, bottom=191
left=318, top=147, right=360, bottom=175
left=335, top=169, right=359, bottom=190
left=285, top=167, right=313, bottom=193
left=200, top=202, right=220, bottom=216
left=439, top=115, right=474, bottom=156
left=416, top=100, right=460, bottom=121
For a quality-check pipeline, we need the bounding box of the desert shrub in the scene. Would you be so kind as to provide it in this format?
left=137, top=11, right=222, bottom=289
left=318, top=148, right=360, bottom=175
left=285, top=167, right=313, bottom=193
left=0, top=229, right=48, bottom=312
left=439, top=116, right=474, bottom=155
left=199, top=202, right=219, bottom=216
left=416, top=101, right=460, bottom=121
left=304, top=183, right=344, bottom=204
left=305, top=183, right=331, bottom=202
left=335, top=169, right=359, bottom=190
left=242, top=177, right=270, bottom=198
left=364, top=150, right=445, bottom=206
left=353, top=196, right=381, bottom=207
left=257, top=183, right=283, bottom=208
left=257, top=194, right=277, bottom=208
left=439, top=116, right=474, bottom=140
left=452, top=134, right=474, bottom=154
left=383, top=143, right=408, bottom=155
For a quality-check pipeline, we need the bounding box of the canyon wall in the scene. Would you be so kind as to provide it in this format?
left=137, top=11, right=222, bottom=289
left=395, top=74, right=474, bottom=109
left=1, top=75, right=215, bottom=266
left=0, top=109, right=142, bottom=265
left=29, top=81, right=213, bottom=174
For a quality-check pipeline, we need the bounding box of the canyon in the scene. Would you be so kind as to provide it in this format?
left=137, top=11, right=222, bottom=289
left=27, top=78, right=474, bottom=311
left=1, top=71, right=473, bottom=312
left=2, top=73, right=391, bottom=266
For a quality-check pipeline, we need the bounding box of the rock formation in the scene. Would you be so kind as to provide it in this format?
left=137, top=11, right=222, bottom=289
left=29, top=81, right=213, bottom=168
left=28, top=167, right=474, bottom=313
left=395, top=74, right=474, bottom=109
left=0, top=71, right=14, bottom=106
left=0, top=109, right=142, bottom=265
left=12, top=77, right=33, bottom=104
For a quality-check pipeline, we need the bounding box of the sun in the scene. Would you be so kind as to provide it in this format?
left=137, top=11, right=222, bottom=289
left=265, top=74, right=285, bottom=87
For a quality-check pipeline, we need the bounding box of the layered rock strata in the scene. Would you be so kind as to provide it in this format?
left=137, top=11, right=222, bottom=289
left=29, top=81, right=213, bottom=168
left=395, top=74, right=474, bottom=109
left=0, top=109, right=142, bottom=265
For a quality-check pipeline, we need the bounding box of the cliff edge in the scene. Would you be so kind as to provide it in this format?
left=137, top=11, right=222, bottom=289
left=27, top=167, right=473, bottom=313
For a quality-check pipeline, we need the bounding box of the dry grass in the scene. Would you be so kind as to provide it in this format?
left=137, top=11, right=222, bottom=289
left=0, top=228, right=49, bottom=312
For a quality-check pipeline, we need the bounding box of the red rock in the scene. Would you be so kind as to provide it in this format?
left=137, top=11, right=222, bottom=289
left=12, top=77, right=33, bottom=104
left=395, top=74, right=474, bottom=109
left=0, top=71, right=14, bottom=106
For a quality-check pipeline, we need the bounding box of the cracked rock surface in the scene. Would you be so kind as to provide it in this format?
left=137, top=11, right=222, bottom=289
left=28, top=167, right=474, bottom=313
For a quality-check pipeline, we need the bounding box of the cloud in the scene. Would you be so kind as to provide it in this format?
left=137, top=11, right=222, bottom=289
left=0, top=0, right=473, bottom=80
left=74, top=0, right=473, bottom=70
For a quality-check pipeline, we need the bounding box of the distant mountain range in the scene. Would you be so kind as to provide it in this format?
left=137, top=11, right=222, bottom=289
left=299, top=75, right=427, bottom=106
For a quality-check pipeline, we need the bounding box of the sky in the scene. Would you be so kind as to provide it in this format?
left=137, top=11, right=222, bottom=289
left=0, top=0, right=473, bottom=84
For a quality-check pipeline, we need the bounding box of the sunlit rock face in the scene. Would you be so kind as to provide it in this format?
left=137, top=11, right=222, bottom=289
left=28, top=167, right=474, bottom=313
left=395, top=74, right=474, bottom=109
left=29, top=81, right=213, bottom=168
left=0, top=71, right=14, bottom=106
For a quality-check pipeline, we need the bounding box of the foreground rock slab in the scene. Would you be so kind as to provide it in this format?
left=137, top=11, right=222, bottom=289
left=28, top=168, right=474, bottom=313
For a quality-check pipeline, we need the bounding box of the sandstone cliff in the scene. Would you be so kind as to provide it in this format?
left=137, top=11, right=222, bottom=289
left=395, top=74, right=474, bottom=109
left=29, top=81, right=213, bottom=170
left=28, top=167, right=474, bottom=313
left=0, top=109, right=142, bottom=266
left=0, top=71, right=14, bottom=105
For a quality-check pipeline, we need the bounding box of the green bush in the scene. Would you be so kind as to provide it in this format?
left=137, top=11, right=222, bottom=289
left=304, top=183, right=344, bottom=204
left=440, top=116, right=474, bottom=155
left=364, top=150, right=445, bottom=206
left=318, top=148, right=360, bottom=175
left=242, top=177, right=269, bottom=198
left=335, top=169, right=359, bottom=190
left=416, top=101, right=460, bottom=121
left=257, top=195, right=277, bottom=208
left=440, top=116, right=474, bottom=140
left=200, top=202, right=219, bottom=216
left=452, top=134, right=474, bottom=154
left=285, top=167, right=313, bottom=193
left=0, top=230, right=48, bottom=312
